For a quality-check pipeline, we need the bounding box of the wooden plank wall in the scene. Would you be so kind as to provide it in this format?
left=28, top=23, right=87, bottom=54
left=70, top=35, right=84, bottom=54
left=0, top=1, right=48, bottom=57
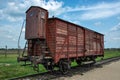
left=46, top=18, right=104, bottom=63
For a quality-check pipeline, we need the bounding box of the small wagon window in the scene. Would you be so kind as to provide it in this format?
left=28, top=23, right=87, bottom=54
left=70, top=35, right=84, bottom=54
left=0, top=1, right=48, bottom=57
left=30, top=12, right=34, bottom=16
left=41, top=11, right=45, bottom=19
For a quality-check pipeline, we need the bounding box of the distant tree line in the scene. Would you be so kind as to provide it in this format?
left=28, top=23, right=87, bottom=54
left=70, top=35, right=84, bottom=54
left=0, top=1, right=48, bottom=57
left=0, top=48, right=120, bottom=51
left=0, top=48, right=23, bottom=54
left=105, top=48, right=120, bottom=51
left=0, top=48, right=23, bottom=50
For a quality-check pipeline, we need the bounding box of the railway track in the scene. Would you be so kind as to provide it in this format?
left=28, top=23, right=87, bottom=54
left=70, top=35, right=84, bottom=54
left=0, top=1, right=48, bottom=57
left=10, top=56, right=120, bottom=80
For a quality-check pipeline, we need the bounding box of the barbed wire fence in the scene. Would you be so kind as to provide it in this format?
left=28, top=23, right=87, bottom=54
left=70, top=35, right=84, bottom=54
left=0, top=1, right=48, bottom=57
left=0, top=45, right=24, bottom=57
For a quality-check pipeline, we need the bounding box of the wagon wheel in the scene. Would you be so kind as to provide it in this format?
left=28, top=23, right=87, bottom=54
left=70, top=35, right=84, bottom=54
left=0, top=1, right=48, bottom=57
left=48, top=63, right=54, bottom=72
left=59, top=61, right=70, bottom=74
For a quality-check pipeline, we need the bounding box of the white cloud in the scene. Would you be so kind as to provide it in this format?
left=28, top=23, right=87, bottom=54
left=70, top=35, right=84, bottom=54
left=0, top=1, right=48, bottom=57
left=110, top=22, right=120, bottom=31
left=41, top=0, right=63, bottom=11
left=0, top=2, right=25, bottom=22
left=0, top=0, right=63, bottom=22
left=105, top=22, right=120, bottom=48
left=50, top=1, right=120, bottom=20
left=0, top=24, right=23, bottom=48
left=112, top=37, right=120, bottom=40
left=60, top=2, right=120, bottom=20
left=22, top=27, right=25, bottom=32
left=6, top=35, right=12, bottom=38
left=80, top=2, right=120, bottom=20
left=94, top=22, right=102, bottom=27
left=6, top=35, right=17, bottom=42
left=1, top=0, right=120, bottom=22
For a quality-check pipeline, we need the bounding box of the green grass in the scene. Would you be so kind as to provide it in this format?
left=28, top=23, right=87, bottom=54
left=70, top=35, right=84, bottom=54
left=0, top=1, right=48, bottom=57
left=96, top=49, right=120, bottom=61
left=0, top=49, right=120, bottom=80
left=0, top=54, right=46, bottom=80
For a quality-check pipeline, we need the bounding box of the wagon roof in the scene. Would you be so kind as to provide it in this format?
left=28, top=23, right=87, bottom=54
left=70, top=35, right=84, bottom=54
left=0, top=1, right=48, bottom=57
left=48, top=17, right=104, bottom=36
left=26, top=6, right=48, bottom=13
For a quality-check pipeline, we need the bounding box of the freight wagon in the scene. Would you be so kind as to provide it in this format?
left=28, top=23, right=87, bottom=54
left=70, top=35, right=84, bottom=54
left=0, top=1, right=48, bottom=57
left=18, top=6, right=104, bottom=73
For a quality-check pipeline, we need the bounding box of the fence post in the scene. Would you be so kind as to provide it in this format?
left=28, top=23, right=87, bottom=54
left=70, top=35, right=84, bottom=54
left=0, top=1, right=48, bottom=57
left=5, top=45, right=7, bottom=58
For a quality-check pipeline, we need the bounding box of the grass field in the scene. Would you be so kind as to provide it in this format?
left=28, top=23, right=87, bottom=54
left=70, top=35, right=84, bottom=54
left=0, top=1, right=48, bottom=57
left=0, top=49, right=120, bottom=79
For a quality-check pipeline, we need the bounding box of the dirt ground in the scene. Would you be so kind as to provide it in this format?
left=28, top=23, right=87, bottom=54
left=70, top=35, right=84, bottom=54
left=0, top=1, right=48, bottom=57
left=52, top=60, right=120, bottom=80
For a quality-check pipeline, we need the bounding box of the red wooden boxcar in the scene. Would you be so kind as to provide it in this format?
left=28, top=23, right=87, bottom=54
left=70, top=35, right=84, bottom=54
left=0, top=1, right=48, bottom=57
left=47, top=18, right=104, bottom=63
left=18, top=6, right=104, bottom=73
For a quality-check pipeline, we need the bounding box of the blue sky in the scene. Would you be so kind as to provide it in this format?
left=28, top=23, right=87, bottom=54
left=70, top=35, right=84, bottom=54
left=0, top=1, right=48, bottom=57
left=0, top=0, right=120, bottom=48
